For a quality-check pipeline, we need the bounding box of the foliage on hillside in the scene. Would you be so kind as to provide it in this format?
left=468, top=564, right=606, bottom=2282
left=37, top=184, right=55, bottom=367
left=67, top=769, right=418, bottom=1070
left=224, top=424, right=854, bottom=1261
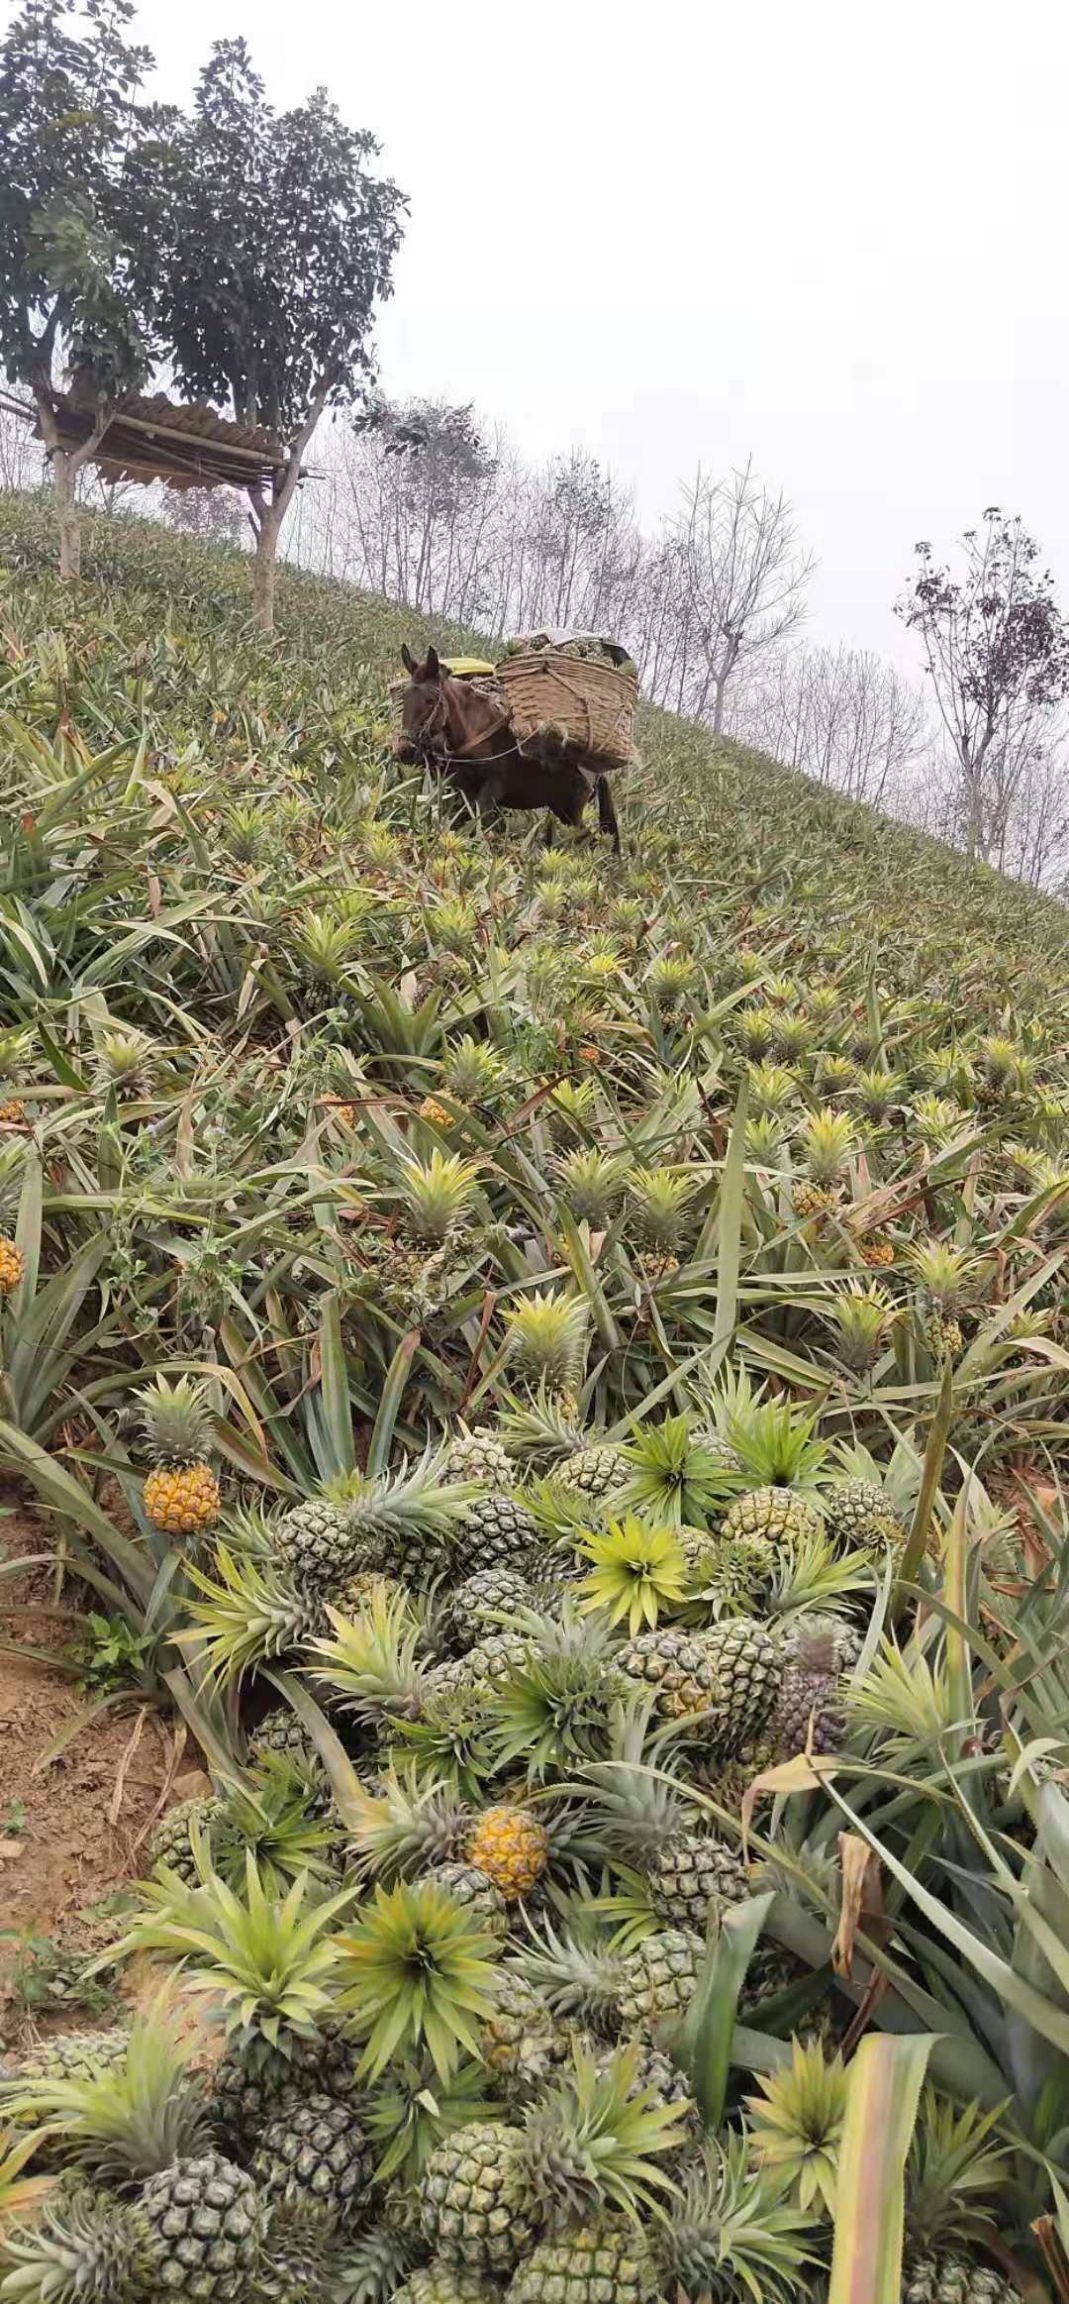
left=2, top=492, right=1069, bottom=2301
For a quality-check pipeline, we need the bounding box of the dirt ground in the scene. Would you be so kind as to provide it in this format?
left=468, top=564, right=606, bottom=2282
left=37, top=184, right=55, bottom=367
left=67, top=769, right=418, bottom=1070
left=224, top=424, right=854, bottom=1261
left=0, top=1488, right=199, bottom=2038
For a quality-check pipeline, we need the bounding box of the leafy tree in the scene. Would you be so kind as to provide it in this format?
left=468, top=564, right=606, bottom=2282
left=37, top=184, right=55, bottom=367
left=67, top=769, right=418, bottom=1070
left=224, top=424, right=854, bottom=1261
left=138, top=40, right=406, bottom=628
left=0, top=0, right=160, bottom=577
left=896, top=510, right=1069, bottom=862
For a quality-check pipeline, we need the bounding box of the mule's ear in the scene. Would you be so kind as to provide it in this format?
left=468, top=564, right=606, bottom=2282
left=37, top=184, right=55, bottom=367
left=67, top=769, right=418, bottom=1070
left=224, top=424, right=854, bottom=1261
left=425, top=644, right=441, bottom=679
left=401, top=643, right=416, bottom=674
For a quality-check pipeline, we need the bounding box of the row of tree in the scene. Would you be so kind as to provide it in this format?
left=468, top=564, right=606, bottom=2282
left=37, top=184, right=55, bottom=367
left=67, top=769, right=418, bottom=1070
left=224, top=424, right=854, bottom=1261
left=0, top=0, right=405, bottom=622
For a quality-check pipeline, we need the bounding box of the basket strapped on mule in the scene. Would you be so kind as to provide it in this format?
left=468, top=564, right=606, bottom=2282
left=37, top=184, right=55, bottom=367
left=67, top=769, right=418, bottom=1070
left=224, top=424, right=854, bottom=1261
left=496, top=649, right=638, bottom=772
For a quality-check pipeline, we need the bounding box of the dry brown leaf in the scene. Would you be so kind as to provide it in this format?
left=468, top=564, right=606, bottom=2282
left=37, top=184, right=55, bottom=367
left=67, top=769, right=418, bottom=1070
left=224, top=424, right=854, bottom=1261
left=741, top=1750, right=837, bottom=1856
left=833, top=1832, right=886, bottom=1979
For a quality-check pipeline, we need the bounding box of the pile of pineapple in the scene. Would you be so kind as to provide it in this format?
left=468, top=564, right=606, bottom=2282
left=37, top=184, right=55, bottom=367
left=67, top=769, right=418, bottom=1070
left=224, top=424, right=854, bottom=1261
left=2, top=498, right=1068, bottom=2300
left=0, top=1377, right=1020, bottom=2302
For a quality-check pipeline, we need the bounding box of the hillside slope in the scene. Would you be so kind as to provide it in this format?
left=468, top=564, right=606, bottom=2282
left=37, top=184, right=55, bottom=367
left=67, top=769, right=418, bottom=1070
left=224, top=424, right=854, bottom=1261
left=1, top=489, right=1068, bottom=2296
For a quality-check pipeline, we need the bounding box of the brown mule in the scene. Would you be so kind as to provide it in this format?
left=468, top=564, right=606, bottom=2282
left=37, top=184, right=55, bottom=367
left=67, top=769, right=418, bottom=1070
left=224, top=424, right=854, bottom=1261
left=396, top=644, right=621, bottom=852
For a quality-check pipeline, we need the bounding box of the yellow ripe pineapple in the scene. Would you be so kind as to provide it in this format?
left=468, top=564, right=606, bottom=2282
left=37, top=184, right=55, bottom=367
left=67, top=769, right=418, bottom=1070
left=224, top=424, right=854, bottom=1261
left=0, top=1235, right=25, bottom=1297
left=419, top=1096, right=457, bottom=1132
left=139, top=1374, right=220, bottom=1537
left=466, top=1805, right=549, bottom=1902
left=0, top=1098, right=26, bottom=1126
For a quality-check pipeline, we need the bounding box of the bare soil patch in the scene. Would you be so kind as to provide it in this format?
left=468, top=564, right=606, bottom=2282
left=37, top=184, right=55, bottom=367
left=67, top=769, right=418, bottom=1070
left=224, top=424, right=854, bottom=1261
left=0, top=1489, right=179, bottom=2036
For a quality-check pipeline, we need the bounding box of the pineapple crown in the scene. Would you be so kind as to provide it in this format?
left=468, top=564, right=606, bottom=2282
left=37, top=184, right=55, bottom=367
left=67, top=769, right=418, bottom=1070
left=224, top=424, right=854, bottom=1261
left=344, top=1770, right=470, bottom=1885
left=707, top=1370, right=829, bottom=1492
left=396, top=1147, right=482, bottom=1243
left=513, top=1912, right=627, bottom=2026
left=620, top=1412, right=745, bottom=1527
left=366, top=2053, right=495, bottom=2186
left=486, top=1602, right=624, bottom=1778
left=505, top=1290, right=590, bottom=1397
left=658, top=2133, right=818, bottom=2300
left=336, top=1878, right=502, bottom=2082
left=137, top=1373, right=214, bottom=1467
left=113, top=1854, right=355, bottom=2044
left=578, top=1517, right=688, bottom=1635
left=0, top=1998, right=210, bottom=2185
left=331, top=1450, right=477, bottom=1552
left=905, top=2090, right=1013, bottom=2257
left=799, top=1105, right=857, bottom=1183
left=0, top=2192, right=155, bottom=2299
left=182, top=1544, right=314, bottom=1686
left=520, top=2041, right=689, bottom=2226
left=745, top=2036, right=849, bottom=2215
left=309, top=1587, right=434, bottom=1724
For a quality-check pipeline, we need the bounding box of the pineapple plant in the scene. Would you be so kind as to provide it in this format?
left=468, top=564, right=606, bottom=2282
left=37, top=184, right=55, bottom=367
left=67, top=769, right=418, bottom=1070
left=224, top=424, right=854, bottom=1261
left=653, top=2134, right=817, bottom=2299
left=793, top=1105, right=856, bottom=1217
left=909, top=1240, right=981, bottom=1362
left=139, top=1375, right=220, bottom=1538
left=1, top=2003, right=268, bottom=2298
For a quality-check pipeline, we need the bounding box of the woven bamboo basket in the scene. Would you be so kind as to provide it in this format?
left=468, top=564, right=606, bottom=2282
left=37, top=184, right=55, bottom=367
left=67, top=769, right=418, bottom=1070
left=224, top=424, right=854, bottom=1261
left=497, top=652, right=638, bottom=771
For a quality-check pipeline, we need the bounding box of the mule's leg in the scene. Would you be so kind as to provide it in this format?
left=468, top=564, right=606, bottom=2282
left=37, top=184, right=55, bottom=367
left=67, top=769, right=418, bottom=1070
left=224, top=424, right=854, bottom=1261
left=596, top=776, right=621, bottom=855
left=543, top=813, right=555, bottom=847
left=474, top=769, right=504, bottom=823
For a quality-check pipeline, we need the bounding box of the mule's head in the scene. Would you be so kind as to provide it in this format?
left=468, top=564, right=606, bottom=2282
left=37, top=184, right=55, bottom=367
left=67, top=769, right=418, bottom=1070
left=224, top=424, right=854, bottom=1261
left=396, top=643, right=448, bottom=762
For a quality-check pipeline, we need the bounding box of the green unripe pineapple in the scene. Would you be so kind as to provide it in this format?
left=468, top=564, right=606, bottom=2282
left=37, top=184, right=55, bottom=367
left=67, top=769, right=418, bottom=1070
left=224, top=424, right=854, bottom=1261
left=395, top=2265, right=496, bottom=2303
left=438, top=1567, right=531, bottom=1652
left=273, top=1496, right=358, bottom=1593
left=721, top=1487, right=823, bottom=1549
left=149, top=1793, right=227, bottom=1884
left=507, top=2217, right=657, bottom=2302
left=252, top=2089, right=372, bottom=2221
left=420, top=2120, right=537, bottom=2277
left=421, top=1861, right=510, bottom=1938
left=138, top=2151, right=267, bottom=2300
left=903, top=2256, right=1018, bottom=2304
left=648, top=1829, right=750, bottom=1929
left=617, top=1627, right=722, bottom=1724
left=457, top=1492, right=542, bottom=1571
left=615, top=1929, right=702, bottom=2029
left=554, top=1444, right=630, bottom=1503
left=702, top=1618, right=783, bottom=1755
left=822, top=1477, right=904, bottom=1550
left=444, top=1430, right=513, bottom=1490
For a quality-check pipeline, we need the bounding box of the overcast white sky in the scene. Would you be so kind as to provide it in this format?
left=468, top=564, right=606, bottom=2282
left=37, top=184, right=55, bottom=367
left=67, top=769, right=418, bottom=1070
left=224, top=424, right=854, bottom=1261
left=28, top=0, right=1069, bottom=671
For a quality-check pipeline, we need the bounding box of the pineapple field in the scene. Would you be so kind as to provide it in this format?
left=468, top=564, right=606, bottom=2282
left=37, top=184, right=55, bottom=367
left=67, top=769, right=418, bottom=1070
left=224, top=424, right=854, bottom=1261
left=3, top=487, right=1069, bottom=2302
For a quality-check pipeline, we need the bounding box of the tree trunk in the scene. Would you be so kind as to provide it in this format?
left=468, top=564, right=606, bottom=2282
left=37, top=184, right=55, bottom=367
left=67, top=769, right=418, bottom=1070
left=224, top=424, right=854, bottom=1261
left=252, top=507, right=283, bottom=630
left=54, top=452, right=82, bottom=581
left=712, top=675, right=727, bottom=734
